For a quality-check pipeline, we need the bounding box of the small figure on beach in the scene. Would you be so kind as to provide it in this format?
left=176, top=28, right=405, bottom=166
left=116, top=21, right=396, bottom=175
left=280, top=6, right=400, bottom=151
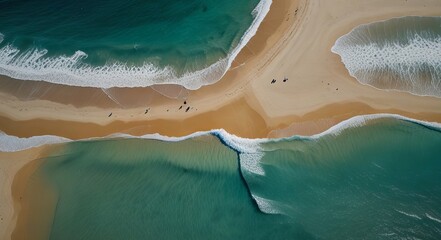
left=145, top=108, right=150, bottom=114
left=185, top=106, right=190, bottom=112
left=271, top=79, right=276, bottom=84
left=184, top=101, right=187, bottom=105
left=108, top=112, right=112, bottom=117
left=283, top=77, right=288, bottom=82
left=179, top=106, right=183, bottom=110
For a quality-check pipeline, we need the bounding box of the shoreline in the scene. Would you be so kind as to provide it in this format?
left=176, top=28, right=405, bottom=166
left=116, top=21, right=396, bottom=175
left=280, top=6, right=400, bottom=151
left=1, top=99, right=441, bottom=140
left=2, top=113, right=441, bottom=152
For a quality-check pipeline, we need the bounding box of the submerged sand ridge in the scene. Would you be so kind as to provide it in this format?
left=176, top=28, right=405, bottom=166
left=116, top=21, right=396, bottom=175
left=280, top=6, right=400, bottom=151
left=0, top=0, right=440, bottom=139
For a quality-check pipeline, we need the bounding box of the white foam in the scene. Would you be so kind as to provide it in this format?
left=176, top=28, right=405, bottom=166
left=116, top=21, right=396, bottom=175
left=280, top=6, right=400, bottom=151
left=0, top=131, right=70, bottom=152
left=426, top=213, right=441, bottom=224
left=214, top=129, right=265, bottom=153
left=251, top=195, right=282, bottom=214
left=126, top=129, right=265, bottom=155
left=0, top=0, right=272, bottom=90
left=240, top=152, right=265, bottom=175
left=332, top=16, right=441, bottom=98
left=308, top=113, right=441, bottom=139
left=395, top=209, right=422, bottom=220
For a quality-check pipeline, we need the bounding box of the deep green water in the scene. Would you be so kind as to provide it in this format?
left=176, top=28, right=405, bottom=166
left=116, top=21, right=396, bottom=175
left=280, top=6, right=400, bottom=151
left=33, top=118, right=441, bottom=239
left=0, top=0, right=264, bottom=88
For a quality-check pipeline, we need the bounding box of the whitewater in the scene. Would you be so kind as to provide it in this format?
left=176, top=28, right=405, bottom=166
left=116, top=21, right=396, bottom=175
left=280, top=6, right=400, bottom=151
left=0, top=0, right=271, bottom=90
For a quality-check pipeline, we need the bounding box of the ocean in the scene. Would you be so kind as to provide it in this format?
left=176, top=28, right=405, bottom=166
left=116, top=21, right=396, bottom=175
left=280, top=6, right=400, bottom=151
left=18, top=116, right=441, bottom=239
left=332, top=16, right=441, bottom=98
left=0, top=0, right=269, bottom=89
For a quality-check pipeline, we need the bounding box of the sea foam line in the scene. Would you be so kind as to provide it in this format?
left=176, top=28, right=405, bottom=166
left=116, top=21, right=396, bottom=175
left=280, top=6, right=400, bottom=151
left=1, top=114, right=441, bottom=152
left=0, top=0, right=272, bottom=90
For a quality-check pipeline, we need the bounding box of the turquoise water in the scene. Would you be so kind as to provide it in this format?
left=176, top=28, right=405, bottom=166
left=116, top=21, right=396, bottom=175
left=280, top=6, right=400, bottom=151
left=0, top=0, right=266, bottom=88
left=38, top=135, right=310, bottom=240
left=243, top=118, right=441, bottom=239
left=332, top=16, right=441, bottom=97
left=34, top=118, right=441, bottom=239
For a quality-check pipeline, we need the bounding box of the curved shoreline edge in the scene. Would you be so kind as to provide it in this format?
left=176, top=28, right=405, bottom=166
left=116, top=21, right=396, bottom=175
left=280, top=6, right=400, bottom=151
left=2, top=113, right=441, bottom=153
left=0, top=0, right=271, bottom=90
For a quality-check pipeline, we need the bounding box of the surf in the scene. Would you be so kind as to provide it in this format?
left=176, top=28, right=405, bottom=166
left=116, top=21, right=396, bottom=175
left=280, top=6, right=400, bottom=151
left=332, top=16, right=441, bottom=98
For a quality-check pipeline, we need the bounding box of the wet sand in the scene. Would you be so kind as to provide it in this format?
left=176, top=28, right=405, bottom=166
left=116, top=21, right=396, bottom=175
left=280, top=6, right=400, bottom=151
left=0, top=147, right=46, bottom=240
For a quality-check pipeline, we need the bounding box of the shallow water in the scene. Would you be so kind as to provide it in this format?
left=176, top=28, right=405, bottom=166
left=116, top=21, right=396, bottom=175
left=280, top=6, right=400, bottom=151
left=24, top=118, right=441, bottom=239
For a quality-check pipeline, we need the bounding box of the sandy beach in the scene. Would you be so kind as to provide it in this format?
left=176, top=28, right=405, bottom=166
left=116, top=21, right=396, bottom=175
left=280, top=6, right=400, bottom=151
left=0, top=147, right=46, bottom=240
left=1, top=0, right=441, bottom=239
